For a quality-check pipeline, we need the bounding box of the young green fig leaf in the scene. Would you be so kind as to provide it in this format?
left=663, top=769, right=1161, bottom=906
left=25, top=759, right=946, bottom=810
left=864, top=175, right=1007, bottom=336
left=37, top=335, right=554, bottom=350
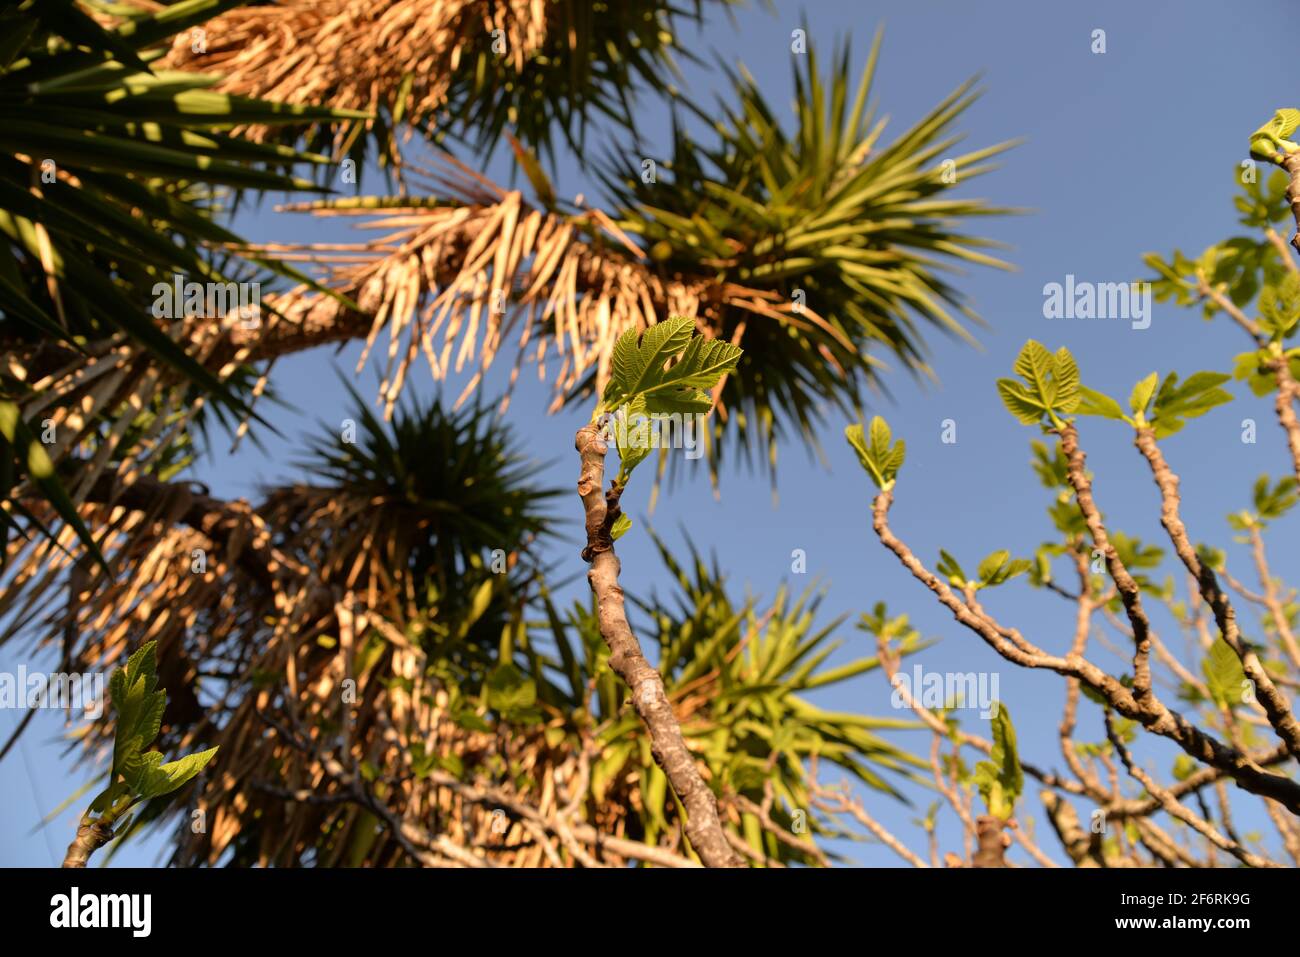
left=845, top=416, right=906, bottom=489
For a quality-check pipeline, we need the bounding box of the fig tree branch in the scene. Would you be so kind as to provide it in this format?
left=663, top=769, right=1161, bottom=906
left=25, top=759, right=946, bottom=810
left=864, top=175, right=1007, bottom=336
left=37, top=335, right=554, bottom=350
left=870, top=485, right=1300, bottom=815
left=1133, top=426, right=1300, bottom=761
left=574, top=422, right=742, bottom=868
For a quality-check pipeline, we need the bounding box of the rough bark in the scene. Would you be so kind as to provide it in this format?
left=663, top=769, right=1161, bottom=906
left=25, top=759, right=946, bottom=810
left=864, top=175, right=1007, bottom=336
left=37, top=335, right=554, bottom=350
left=1279, top=153, right=1300, bottom=478
left=574, top=422, right=743, bottom=868
left=1058, top=425, right=1156, bottom=707
left=1041, top=791, right=1104, bottom=867
left=1104, top=712, right=1277, bottom=868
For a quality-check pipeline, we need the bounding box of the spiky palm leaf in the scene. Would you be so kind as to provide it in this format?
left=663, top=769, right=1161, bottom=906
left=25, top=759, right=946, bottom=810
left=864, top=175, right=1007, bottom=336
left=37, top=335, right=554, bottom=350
left=283, top=374, right=559, bottom=615
left=594, top=32, right=1018, bottom=479
left=1, top=0, right=362, bottom=392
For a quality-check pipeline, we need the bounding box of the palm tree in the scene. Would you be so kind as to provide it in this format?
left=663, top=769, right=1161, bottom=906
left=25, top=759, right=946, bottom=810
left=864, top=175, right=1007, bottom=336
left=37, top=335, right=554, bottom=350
left=4, top=2, right=1016, bottom=867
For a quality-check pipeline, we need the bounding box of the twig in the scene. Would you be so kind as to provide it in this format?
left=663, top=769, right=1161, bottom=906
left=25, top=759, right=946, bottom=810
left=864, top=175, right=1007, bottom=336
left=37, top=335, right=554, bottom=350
left=1103, top=712, right=1278, bottom=868
left=811, top=788, right=929, bottom=868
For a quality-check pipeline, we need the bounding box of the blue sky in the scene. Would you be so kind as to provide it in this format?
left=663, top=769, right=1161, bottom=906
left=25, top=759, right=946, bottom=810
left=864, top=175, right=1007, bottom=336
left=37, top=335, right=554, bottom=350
left=5, top=0, right=1300, bottom=867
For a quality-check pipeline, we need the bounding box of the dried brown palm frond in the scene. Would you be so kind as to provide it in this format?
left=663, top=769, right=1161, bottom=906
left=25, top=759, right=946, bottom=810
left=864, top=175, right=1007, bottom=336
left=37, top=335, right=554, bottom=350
left=164, top=0, right=542, bottom=147
left=159, top=0, right=728, bottom=168
left=4, top=502, right=583, bottom=867
left=233, top=156, right=737, bottom=418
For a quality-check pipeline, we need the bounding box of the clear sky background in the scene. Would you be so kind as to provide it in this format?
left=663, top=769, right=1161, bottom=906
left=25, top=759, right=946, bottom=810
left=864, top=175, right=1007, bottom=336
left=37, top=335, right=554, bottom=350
left=5, top=0, right=1300, bottom=867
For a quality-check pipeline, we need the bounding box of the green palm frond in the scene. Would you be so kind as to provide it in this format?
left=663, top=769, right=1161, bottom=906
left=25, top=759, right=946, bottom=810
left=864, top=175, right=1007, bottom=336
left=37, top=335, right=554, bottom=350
left=287, top=373, right=560, bottom=602
left=595, top=29, right=1018, bottom=482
